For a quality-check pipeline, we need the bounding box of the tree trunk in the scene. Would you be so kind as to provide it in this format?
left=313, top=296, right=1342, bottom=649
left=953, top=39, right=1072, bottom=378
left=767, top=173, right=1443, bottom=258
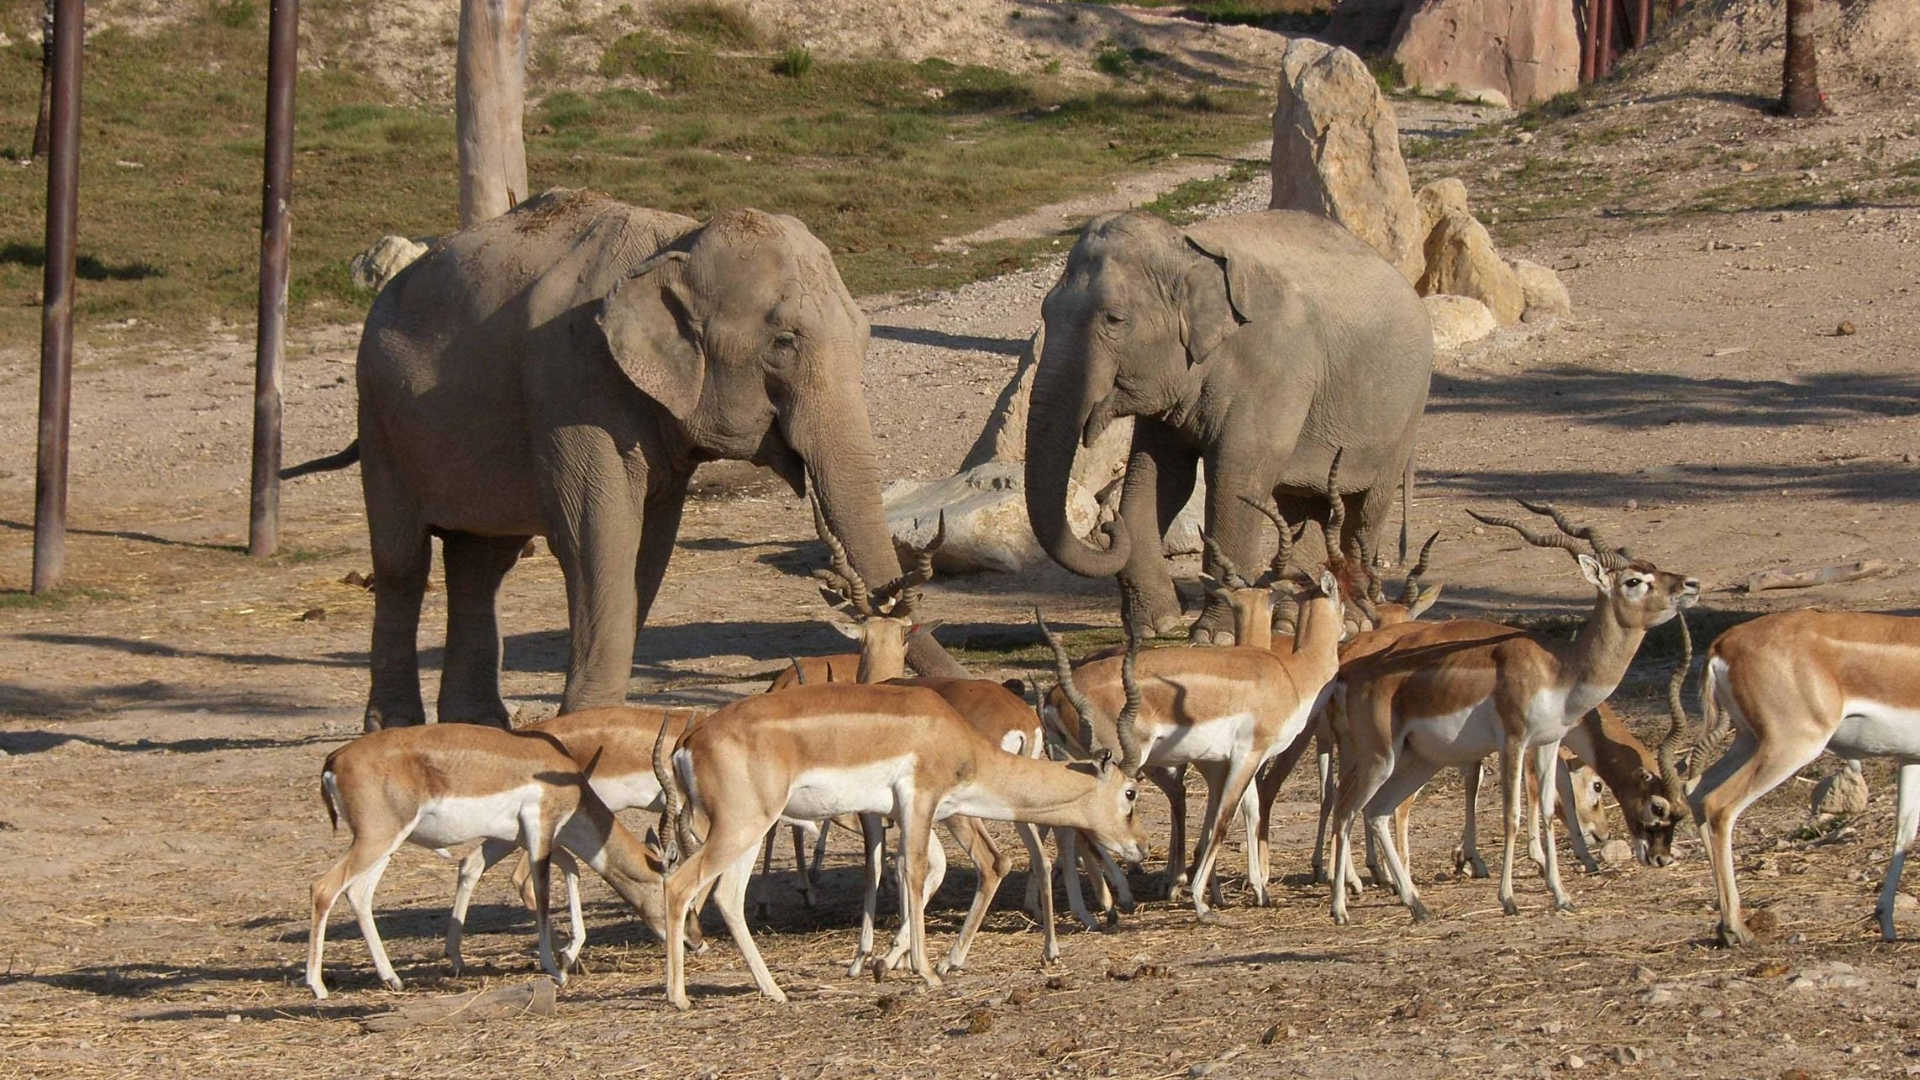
left=31, top=0, right=54, bottom=159
left=455, top=0, right=531, bottom=226
left=1780, top=0, right=1828, bottom=118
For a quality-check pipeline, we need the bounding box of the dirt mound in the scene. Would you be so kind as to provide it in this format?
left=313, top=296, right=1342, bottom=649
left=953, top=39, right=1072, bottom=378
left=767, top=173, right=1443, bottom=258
left=1632, top=0, right=1920, bottom=98
left=45, top=0, right=1292, bottom=104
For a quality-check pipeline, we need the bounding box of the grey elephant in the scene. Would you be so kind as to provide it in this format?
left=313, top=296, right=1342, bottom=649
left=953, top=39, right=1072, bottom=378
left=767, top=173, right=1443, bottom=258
left=1024, top=210, right=1433, bottom=642
left=289, top=188, right=962, bottom=729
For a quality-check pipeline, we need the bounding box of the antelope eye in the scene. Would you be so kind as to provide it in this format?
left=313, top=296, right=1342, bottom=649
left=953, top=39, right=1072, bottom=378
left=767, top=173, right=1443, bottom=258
left=1125, top=788, right=1137, bottom=801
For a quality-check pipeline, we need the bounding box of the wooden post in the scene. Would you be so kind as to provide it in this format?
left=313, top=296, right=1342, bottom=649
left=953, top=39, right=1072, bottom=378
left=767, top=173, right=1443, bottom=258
left=1780, top=0, right=1829, bottom=117
left=1596, top=0, right=1616, bottom=77
left=1580, top=0, right=1600, bottom=83
left=250, top=0, right=297, bottom=558
left=455, top=0, right=531, bottom=226
left=32, top=0, right=82, bottom=595
left=1634, top=0, right=1651, bottom=47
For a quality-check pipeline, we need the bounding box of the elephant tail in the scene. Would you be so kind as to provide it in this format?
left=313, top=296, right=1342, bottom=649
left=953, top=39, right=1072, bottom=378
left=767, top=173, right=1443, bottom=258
left=281, top=440, right=360, bottom=480
left=1399, top=450, right=1415, bottom=565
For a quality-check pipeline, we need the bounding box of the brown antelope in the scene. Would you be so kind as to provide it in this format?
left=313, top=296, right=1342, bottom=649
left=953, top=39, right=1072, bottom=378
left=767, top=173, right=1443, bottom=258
left=1327, top=501, right=1698, bottom=924
left=652, top=679, right=1148, bottom=1009
left=760, top=499, right=943, bottom=905
left=306, top=725, right=671, bottom=999
left=1686, top=609, right=1920, bottom=946
left=443, top=706, right=704, bottom=974
left=1043, top=544, right=1346, bottom=920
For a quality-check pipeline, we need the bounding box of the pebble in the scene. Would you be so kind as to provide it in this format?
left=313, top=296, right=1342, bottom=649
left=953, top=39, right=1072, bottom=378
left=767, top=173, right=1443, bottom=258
left=1837, top=319, right=1857, bottom=335
left=1613, top=1047, right=1642, bottom=1066
left=1640, top=985, right=1675, bottom=1005
left=1565, top=1053, right=1586, bottom=1070
left=1698, top=1005, right=1724, bottom=1020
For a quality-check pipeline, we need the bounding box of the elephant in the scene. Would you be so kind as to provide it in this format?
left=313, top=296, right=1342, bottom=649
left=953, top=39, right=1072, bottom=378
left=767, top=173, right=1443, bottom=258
left=288, top=188, right=964, bottom=730
left=1024, top=209, right=1433, bottom=644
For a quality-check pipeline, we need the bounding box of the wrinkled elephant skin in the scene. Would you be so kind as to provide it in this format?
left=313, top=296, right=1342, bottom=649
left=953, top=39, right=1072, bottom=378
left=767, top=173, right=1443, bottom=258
left=349, top=188, right=948, bottom=730
left=1024, top=210, right=1434, bottom=642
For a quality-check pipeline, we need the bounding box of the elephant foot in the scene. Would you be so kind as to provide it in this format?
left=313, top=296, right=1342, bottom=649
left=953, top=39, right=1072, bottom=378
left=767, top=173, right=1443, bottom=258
left=1185, top=604, right=1237, bottom=646
left=364, top=704, right=426, bottom=733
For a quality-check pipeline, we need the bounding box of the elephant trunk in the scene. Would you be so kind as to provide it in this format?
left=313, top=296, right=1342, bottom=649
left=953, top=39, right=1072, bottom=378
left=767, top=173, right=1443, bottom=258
left=1024, top=333, right=1131, bottom=579
left=785, top=395, right=971, bottom=679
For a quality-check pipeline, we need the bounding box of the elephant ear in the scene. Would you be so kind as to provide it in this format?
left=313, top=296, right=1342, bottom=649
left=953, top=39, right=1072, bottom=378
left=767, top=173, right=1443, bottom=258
left=595, top=249, right=705, bottom=424
left=1178, top=233, right=1287, bottom=365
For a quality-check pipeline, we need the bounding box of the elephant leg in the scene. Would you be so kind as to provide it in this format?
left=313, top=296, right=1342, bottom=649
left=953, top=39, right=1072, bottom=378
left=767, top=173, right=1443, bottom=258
left=1115, top=419, right=1199, bottom=637
left=633, top=470, right=690, bottom=631
left=438, top=532, right=531, bottom=727
left=362, top=461, right=430, bottom=732
left=542, top=460, right=646, bottom=714
left=1188, top=463, right=1287, bottom=645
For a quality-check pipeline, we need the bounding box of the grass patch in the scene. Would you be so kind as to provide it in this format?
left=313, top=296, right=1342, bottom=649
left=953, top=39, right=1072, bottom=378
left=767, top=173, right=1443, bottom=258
left=0, top=18, right=1267, bottom=339
left=1142, top=159, right=1264, bottom=224
left=656, top=0, right=759, bottom=49
left=1515, top=91, right=1582, bottom=131
left=772, top=46, right=813, bottom=79
left=1093, top=39, right=1164, bottom=79
left=0, top=585, right=124, bottom=610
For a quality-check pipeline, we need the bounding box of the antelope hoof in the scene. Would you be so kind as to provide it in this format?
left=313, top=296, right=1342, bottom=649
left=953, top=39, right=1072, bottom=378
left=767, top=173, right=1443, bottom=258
left=1311, top=866, right=1330, bottom=886
left=1102, top=909, right=1121, bottom=930
left=668, top=993, right=692, bottom=1011
left=1715, top=921, right=1752, bottom=948
left=847, top=954, right=873, bottom=979
left=381, top=974, right=405, bottom=993
left=1500, top=897, right=1520, bottom=917
left=919, top=969, right=944, bottom=989
left=1553, top=899, right=1578, bottom=915
left=308, top=981, right=329, bottom=1001
left=1043, top=945, right=1060, bottom=965
left=1409, top=901, right=1434, bottom=923
left=1881, top=910, right=1898, bottom=942
left=1195, top=909, right=1221, bottom=926
left=1331, top=908, right=1351, bottom=927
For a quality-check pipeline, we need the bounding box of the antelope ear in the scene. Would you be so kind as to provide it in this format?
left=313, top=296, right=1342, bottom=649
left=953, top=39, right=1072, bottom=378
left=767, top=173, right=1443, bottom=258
left=1577, top=553, right=1609, bottom=591
left=829, top=619, right=863, bottom=641
left=1317, top=568, right=1340, bottom=600
left=1648, top=795, right=1673, bottom=822
left=597, top=250, right=704, bottom=424
left=1409, top=584, right=1443, bottom=618
left=1093, top=748, right=1115, bottom=776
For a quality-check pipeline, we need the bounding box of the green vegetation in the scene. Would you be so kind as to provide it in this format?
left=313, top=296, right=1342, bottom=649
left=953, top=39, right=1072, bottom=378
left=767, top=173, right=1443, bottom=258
left=772, top=45, right=813, bottom=79
left=0, top=14, right=1267, bottom=341
left=656, top=1, right=759, bottom=49
left=1142, top=159, right=1264, bottom=224
left=1093, top=39, right=1166, bottom=79
left=0, top=585, right=124, bottom=610
left=1367, top=56, right=1403, bottom=95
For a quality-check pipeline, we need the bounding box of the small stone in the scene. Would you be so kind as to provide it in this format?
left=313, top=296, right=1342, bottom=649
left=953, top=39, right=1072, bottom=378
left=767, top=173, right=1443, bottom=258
left=1624, top=498, right=1639, bottom=510
left=1599, top=838, right=1634, bottom=865
left=1698, top=1005, right=1724, bottom=1020
left=1045, top=974, right=1072, bottom=991
left=1188, top=1064, right=1218, bottom=1079
left=298, top=607, right=327, bottom=622
left=1785, top=932, right=1806, bottom=945
left=1827, top=973, right=1870, bottom=990
left=1260, top=1023, right=1282, bottom=1046
left=1613, top=1047, right=1642, bottom=1066
left=1007, top=988, right=1031, bottom=1006
left=1565, top=1053, right=1586, bottom=1070
left=1738, top=161, right=1759, bottom=173
left=225, top=1013, right=242, bottom=1023
left=875, top=994, right=906, bottom=1016
left=1640, top=985, right=1675, bottom=1005
left=965, top=1007, right=993, bottom=1034
left=1837, top=320, right=1857, bottom=336
left=1786, top=975, right=1819, bottom=992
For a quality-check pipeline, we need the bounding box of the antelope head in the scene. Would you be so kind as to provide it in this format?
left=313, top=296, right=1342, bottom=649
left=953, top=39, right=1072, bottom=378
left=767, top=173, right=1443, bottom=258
left=811, top=486, right=944, bottom=679
left=1035, top=594, right=1145, bottom=778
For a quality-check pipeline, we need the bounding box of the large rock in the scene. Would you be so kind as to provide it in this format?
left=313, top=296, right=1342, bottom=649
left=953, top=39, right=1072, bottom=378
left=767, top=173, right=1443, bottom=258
left=1390, top=0, right=1579, bottom=107
left=1414, top=176, right=1470, bottom=237
left=1810, top=761, right=1869, bottom=823
left=1418, top=208, right=1524, bottom=325
left=1512, top=258, right=1572, bottom=322
left=1270, top=38, right=1426, bottom=284
left=350, top=235, right=429, bottom=294
left=1422, top=293, right=1498, bottom=351
left=884, top=460, right=1102, bottom=575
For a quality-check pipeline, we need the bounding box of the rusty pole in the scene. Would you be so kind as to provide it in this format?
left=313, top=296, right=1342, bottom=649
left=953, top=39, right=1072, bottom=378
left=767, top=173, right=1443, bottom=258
left=1580, top=0, right=1599, bottom=83
left=1634, top=0, right=1651, bottom=48
left=32, top=0, right=83, bottom=595
left=249, top=0, right=298, bottom=558
left=1596, top=0, right=1615, bottom=78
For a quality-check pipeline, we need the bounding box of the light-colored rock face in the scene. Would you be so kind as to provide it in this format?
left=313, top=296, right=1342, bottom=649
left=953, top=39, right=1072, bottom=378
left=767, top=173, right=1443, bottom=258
left=1390, top=0, right=1579, bottom=107
left=1810, top=763, right=1869, bottom=821
left=350, top=235, right=429, bottom=294
left=1422, top=293, right=1497, bottom=351
left=884, top=461, right=1099, bottom=575
left=1414, top=176, right=1470, bottom=237
left=1269, top=38, right=1426, bottom=284
left=1511, top=258, right=1572, bottom=323
left=1418, top=207, right=1524, bottom=325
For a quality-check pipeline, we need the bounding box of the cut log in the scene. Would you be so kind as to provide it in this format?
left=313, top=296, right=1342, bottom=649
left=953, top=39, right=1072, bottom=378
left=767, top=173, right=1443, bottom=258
left=1740, top=560, right=1891, bottom=593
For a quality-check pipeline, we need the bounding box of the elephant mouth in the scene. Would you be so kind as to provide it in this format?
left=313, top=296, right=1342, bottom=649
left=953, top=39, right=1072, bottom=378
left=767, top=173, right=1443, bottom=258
left=1082, top=394, right=1118, bottom=448
left=750, top=428, right=807, bottom=496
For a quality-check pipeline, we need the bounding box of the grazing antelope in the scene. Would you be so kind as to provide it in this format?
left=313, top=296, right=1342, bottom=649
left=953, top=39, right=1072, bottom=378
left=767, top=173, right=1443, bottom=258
left=1328, top=501, right=1697, bottom=924
left=306, top=725, right=671, bottom=999
left=1686, top=609, right=1920, bottom=946
left=1043, top=548, right=1346, bottom=920
left=652, top=680, right=1148, bottom=1009
left=444, top=706, right=704, bottom=974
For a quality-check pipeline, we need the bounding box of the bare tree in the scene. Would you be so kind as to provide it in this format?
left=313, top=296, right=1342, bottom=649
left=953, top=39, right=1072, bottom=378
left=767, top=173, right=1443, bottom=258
left=455, top=0, right=531, bottom=226
left=1780, top=0, right=1829, bottom=117
left=31, top=0, right=54, bottom=159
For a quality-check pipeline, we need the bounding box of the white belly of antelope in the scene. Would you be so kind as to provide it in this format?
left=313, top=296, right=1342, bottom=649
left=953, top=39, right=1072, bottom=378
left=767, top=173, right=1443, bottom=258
left=589, top=770, right=664, bottom=814
left=406, top=784, right=543, bottom=849
left=1150, top=713, right=1255, bottom=765
left=1831, top=700, right=1920, bottom=760
left=783, top=755, right=915, bottom=820
left=1402, top=700, right=1503, bottom=765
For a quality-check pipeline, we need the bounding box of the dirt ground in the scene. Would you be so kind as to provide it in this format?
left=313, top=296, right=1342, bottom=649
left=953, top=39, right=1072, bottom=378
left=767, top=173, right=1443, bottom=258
left=6, top=30, right=1920, bottom=1080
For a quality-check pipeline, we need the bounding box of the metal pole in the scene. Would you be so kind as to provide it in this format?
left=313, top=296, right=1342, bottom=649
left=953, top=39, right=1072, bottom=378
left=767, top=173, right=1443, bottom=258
left=250, top=0, right=298, bottom=558
left=1634, top=0, right=1651, bottom=48
left=32, top=0, right=83, bottom=595
left=1597, top=0, right=1615, bottom=77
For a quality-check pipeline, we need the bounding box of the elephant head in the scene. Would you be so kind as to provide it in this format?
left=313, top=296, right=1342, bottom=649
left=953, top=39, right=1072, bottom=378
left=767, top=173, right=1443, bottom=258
left=596, top=208, right=906, bottom=600
left=1025, top=211, right=1276, bottom=577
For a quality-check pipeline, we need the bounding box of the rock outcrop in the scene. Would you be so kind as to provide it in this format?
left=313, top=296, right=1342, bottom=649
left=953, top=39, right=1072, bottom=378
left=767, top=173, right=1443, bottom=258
left=1418, top=208, right=1525, bottom=325
left=349, top=235, right=429, bottom=294
left=1422, top=293, right=1499, bottom=351
left=1390, top=0, right=1580, bottom=107
left=1270, top=38, right=1426, bottom=283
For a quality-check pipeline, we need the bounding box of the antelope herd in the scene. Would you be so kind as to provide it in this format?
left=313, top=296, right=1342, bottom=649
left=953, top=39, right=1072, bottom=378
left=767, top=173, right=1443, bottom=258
left=307, top=461, right=1920, bottom=1010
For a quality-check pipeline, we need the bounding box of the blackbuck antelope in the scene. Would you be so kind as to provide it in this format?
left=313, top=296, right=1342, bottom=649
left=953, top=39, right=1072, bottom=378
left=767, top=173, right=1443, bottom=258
left=1686, top=609, right=1920, bottom=946
left=1328, top=501, right=1697, bottom=924
left=1044, top=549, right=1346, bottom=920
left=306, top=725, right=671, bottom=999
left=760, top=498, right=944, bottom=904
left=651, top=680, right=1148, bottom=1009
left=444, top=706, right=704, bottom=973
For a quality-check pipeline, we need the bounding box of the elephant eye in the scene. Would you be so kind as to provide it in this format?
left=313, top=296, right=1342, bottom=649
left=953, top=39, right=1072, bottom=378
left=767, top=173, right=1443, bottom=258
left=1102, top=311, right=1126, bottom=325
left=772, top=331, right=799, bottom=351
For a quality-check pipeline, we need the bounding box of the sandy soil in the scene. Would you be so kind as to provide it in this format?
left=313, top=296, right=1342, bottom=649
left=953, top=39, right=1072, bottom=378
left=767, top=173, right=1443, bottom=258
left=6, top=22, right=1920, bottom=1080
